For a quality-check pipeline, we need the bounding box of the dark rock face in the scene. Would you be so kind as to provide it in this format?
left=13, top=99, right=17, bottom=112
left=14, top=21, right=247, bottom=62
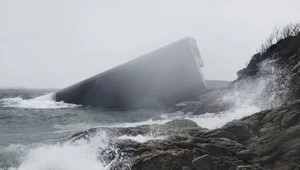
left=238, top=33, right=300, bottom=100
left=107, top=100, right=300, bottom=170
left=192, top=154, right=214, bottom=170
left=68, top=100, right=300, bottom=170
left=66, top=32, right=300, bottom=170
left=177, top=34, right=300, bottom=116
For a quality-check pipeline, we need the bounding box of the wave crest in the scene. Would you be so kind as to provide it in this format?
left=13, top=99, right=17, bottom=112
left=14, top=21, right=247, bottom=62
left=0, top=93, right=79, bottom=109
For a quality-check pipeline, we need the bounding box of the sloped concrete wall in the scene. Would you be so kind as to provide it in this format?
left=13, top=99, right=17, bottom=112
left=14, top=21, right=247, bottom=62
left=55, top=37, right=207, bottom=108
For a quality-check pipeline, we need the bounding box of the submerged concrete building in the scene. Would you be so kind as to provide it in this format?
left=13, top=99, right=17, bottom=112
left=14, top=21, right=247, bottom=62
left=55, top=37, right=207, bottom=108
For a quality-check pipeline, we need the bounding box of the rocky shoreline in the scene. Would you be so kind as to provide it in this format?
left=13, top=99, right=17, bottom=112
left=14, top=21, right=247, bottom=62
left=69, top=31, right=300, bottom=169
left=127, top=99, right=300, bottom=170
left=70, top=99, right=300, bottom=170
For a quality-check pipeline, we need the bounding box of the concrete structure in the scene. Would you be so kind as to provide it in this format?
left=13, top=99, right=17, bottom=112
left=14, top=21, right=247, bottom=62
left=55, top=37, right=207, bottom=108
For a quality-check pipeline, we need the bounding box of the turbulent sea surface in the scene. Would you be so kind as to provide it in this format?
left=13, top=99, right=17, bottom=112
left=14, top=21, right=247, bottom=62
left=0, top=89, right=261, bottom=170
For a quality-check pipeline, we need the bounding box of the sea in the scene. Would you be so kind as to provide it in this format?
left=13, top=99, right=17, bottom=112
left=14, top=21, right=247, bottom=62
left=0, top=88, right=262, bottom=170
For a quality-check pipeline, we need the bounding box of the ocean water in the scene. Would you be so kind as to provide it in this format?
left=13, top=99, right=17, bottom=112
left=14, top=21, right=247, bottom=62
left=0, top=60, right=287, bottom=170
left=0, top=88, right=263, bottom=170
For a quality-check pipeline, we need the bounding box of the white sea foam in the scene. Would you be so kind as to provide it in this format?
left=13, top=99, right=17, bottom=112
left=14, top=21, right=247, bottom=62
left=1, top=60, right=290, bottom=170
left=50, top=105, right=259, bottom=132
left=6, top=132, right=111, bottom=170
left=100, top=111, right=184, bottom=128
left=50, top=111, right=183, bottom=132
left=3, top=131, right=162, bottom=170
left=0, top=93, right=79, bottom=109
left=107, top=118, right=172, bottom=128
left=51, top=118, right=180, bottom=134
left=104, top=106, right=259, bottom=130
left=183, top=59, right=288, bottom=129
left=117, top=134, right=165, bottom=143
left=185, top=106, right=260, bottom=129
left=52, top=123, right=94, bottom=133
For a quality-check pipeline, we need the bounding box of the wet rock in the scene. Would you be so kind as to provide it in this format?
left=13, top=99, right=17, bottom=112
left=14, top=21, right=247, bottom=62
left=192, top=154, right=213, bottom=170
left=237, top=33, right=300, bottom=101
left=69, top=119, right=204, bottom=142
left=236, top=150, right=256, bottom=162
left=236, top=165, right=263, bottom=170
left=64, top=33, right=300, bottom=170
left=131, top=149, right=193, bottom=170
left=70, top=99, right=300, bottom=170
left=164, top=119, right=198, bottom=128
left=177, top=34, right=300, bottom=117
left=222, top=121, right=251, bottom=142
left=124, top=100, right=300, bottom=170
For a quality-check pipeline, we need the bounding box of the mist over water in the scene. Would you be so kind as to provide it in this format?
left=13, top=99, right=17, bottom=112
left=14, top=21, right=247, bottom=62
left=0, top=60, right=290, bottom=170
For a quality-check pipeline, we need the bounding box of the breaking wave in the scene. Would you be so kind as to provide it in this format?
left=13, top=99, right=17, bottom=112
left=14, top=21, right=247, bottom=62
left=2, top=132, right=161, bottom=170
left=105, top=106, right=259, bottom=130
left=184, top=59, right=289, bottom=129
left=185, top=106, right=260, bottom=129
left=223, top=59, right=290, bottom=110
left=4, top=132, right=110, bottom=170
left=1, top=106, right=260, bottom=170
left=0, top=60, right=291, bottom=170
left=0, top=93, right=79, bottom=109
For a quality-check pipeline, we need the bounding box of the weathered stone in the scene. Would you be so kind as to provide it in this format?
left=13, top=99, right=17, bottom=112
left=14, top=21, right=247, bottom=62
left=164, top=119, right=199, bottom=128
left=236, top=165, right=260, bottom=170
left=68, top=99, right=300, bottom=170
left=236, top=150, right=256, bottom=161
left=61, top=33, right=300, bottom=170
left=192, top=154, right=213, bottom=170
left=222, top=121, right=251, bottom=142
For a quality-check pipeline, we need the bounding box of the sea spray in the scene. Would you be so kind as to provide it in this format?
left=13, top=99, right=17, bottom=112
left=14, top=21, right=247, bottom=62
left=0, top=93, right=79, bottom=109
left=185, top=106, right=260, bottom=129
left=222, top=59, right=290, bottom=110
left=0, top=60, right=292, bottom=169
left=4, top=132, right=111, bottom=170
left=2, top=128, right=164, bottom=170
left=181, top=59, right=291, bottom=129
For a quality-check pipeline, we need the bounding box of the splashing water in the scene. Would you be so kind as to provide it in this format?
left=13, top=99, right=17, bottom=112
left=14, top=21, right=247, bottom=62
left=0, top=60, right=291, bottom=170
left=5, top=132, right=111, bottom=170
left=182, top=59, right=289, bottom=129
left=2, top=131, right=161, bottom=170
left=222, top=59, right=290, bottom=110
left=117, top=134, right=165, bottom=143
left=185, top=106, right=260, bottom=129
left=0, top=93, right=79, bottom=109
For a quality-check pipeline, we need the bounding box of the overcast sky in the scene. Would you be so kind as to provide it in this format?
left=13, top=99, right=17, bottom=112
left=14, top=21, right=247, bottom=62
left=0, top=0, right=299, bottom=88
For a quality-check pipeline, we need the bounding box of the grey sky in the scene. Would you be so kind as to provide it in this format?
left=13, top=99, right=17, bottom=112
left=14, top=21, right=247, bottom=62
left=0, top=0, right=299, bottom=88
